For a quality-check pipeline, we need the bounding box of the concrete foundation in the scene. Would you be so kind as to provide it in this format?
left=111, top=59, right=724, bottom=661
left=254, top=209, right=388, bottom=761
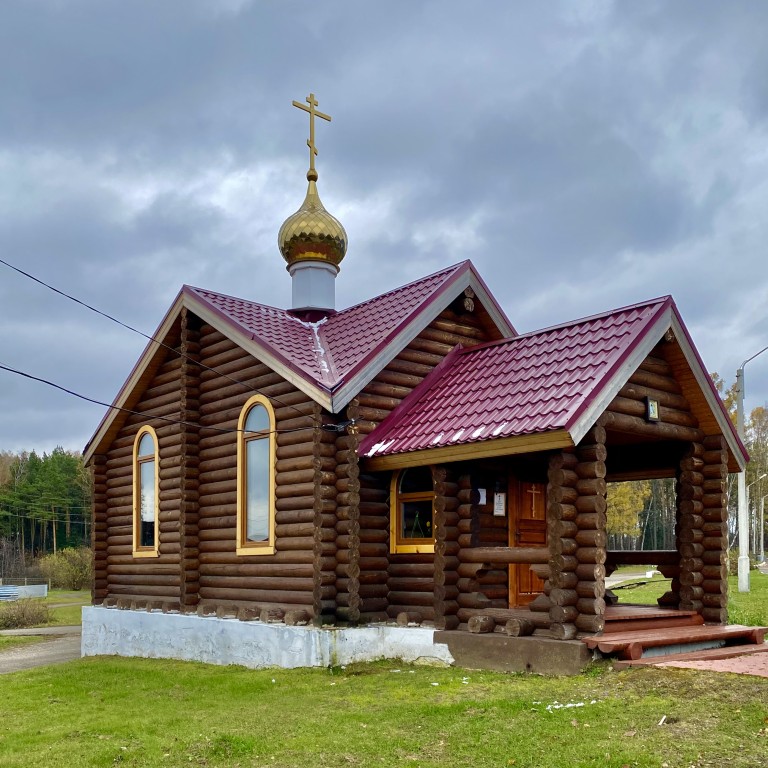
left=82, top=608, right=592, bottom=674
left=81, top=607, right=454, bottom=669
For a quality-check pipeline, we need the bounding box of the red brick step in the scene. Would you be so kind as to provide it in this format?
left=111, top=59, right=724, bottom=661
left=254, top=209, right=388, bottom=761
left=613, top=642, right=768, bottom=669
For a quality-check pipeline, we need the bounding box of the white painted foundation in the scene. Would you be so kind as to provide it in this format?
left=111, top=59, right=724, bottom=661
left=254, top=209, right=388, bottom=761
left=81, top=607, right=454, bottom=669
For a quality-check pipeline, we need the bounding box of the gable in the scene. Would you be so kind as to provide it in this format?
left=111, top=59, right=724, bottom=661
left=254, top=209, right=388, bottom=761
left=351, top=302, right=502, bottom=438
left=85, top=261, right=514, bottom=462
left=360, top=297, right=746, bottom=472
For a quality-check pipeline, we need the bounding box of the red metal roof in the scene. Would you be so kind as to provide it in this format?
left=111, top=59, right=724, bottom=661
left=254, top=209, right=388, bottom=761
left=360, top=297, right=673, bottom=458
left=186, top=262, right=476, bottom=391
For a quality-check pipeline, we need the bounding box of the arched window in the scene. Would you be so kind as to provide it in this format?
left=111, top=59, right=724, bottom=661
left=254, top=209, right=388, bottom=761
left=236, top=395, right=276, bottom=555
left=390, top=466, right=435, bottom=554
left=133, top=426, right=159, bottom=558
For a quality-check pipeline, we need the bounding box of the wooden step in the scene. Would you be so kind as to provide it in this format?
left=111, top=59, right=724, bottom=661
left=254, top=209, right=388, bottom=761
left=584, top=624, right=767, bottom=660
left=603, top=614, right=704, bottom=634
left=604, top=605, right=700, bottom=621
left=603, top=605, right=704, bottom=634
left=614, top=642, right=768, bottom=669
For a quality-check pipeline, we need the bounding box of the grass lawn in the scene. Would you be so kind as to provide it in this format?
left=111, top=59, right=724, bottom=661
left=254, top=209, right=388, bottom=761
left=0, top=635, right=45, bottom=651
left=40, top=589, right=90, bottom=627
left=0, top=657, right=767, bottom=768
left=612, top=571, right=768, bottom=626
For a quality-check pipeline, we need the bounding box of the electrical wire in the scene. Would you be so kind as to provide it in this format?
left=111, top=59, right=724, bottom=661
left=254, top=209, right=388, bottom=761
left=0, top=361, right=353, bottom=437
left=0, top=362, right=316, bottom=437
left=0, top=256, right=314, bottom=423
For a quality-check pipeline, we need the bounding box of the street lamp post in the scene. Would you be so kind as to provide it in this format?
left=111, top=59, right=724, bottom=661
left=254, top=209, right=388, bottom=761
left=735, top=343, right=768, bottom=592
left=760, top=494, right=768, bottom=564
left=746, top=473, right=767, bottom=559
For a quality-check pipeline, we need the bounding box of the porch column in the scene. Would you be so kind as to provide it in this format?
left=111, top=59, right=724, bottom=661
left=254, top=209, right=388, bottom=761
left=677, top=441, right=706, bottom=614
left=572, top=427, right=608, bottom=634
left=700, top=435, right=729, bottom=623
left=546, top=448, right=580, bottom=640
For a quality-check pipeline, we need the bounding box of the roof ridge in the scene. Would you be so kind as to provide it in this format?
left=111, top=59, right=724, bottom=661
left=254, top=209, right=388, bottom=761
left=526, top=295, right=672, bottom=337
left=333, top=260, right=469, bottom=316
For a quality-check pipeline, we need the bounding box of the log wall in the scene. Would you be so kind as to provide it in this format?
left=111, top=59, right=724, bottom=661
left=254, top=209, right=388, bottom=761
left=91, top=454, right=108, bottom=603
left=195, top=323, right=321, bottom=617
left=603, top=351, right=704, bottom=445
left=455, top=472, right=513, bottom=626
left=433, top=466, right=460, bottom=629
left=103, top=343, right=188, bottom=610
left=97, top=315, right=331, bottom=618
left=334, top=419, right=362, bottom=623
left=350, top=305, right=497, bottom=624
left=178, top=308, right=201, bottom=609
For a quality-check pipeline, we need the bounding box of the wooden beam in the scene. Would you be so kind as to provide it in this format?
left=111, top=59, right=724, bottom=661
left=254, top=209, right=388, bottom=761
left=459, top=547, right=550, bottom=565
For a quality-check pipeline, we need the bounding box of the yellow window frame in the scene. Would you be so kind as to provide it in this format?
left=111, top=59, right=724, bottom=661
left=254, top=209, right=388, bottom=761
left=132, top=425, right=160, bottom=558
left=236, top=394, right=276, bottom=556
left=390, top=468, right=435, bottom=555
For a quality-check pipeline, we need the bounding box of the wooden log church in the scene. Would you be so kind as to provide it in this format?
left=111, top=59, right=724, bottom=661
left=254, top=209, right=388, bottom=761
left=81, top=95, right=758, bottom=673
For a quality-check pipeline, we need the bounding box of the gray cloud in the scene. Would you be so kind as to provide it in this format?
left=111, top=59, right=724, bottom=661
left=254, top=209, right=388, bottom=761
left=2, top=0, right=768, bottom=454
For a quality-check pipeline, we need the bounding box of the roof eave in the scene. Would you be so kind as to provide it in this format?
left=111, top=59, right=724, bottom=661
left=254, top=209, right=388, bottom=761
left=83, top=289, right=187, bottom=463
left=567, top=302, right=674, bottom=447
left=83, top=289, right=335, bottom=465
left=668, top=310, right=748, bottom=471
left=183, top=292, right=334, bottom=410
left=362, top=429, right=574, bottom=471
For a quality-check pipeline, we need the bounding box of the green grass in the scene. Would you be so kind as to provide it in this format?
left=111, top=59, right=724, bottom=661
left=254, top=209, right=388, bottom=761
left=612, top=571, right=768, bottom=625
left=729, top=571, right=768, bottom=625
left=0, top=657, right=766, bottom=767
left=33, top=589, right=90, bottom=627
left=46, top=602, right=87, bottom=626
left=47, top=589, right=91, bottom=605
left=0, top=635, right=45, bottom=651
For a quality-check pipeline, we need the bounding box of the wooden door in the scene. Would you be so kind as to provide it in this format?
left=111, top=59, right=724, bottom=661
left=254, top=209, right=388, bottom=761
left=508, top=479, right=547, bottom=606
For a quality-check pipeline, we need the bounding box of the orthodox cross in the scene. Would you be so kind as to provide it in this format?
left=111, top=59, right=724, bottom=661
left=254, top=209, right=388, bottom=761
left=292, top=92, right=331, bottom=179
left=526, top=484, right=541, bottom=515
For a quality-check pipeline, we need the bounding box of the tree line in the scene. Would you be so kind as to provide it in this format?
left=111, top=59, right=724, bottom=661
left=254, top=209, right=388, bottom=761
left=0, top=447, right=91, bottom=563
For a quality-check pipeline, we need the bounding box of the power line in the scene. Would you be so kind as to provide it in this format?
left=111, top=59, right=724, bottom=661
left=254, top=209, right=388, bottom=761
left=0, top=256, right=313, bottom=422
left=0, top=362, right=321, bottom=437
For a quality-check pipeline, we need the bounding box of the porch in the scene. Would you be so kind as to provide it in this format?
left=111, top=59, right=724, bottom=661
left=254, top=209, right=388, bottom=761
left=450, top=601, right=767, bottom=672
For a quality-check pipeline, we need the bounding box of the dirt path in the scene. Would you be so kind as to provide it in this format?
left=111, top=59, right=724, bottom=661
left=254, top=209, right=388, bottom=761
left=0, top=627, right=81, bottom=674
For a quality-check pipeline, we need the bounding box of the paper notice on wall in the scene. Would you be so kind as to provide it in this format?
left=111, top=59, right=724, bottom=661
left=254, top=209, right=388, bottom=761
left=478, top=488, right=487, bottom=505
left=493, top=492, right=506, bottom=517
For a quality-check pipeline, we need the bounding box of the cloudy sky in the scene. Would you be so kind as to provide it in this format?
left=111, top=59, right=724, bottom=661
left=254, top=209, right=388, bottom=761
left=1, top=0, right=767, bottom=455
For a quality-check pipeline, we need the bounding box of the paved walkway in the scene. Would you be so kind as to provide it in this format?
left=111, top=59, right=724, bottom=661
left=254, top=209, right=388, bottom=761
left=0, top=626, right=81, bottom=675
left=655, top=652, right=768, bottom=677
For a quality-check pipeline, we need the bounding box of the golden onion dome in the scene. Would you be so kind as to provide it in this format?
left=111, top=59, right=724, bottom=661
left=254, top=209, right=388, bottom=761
left=278, top=170, right=348, bottom=269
